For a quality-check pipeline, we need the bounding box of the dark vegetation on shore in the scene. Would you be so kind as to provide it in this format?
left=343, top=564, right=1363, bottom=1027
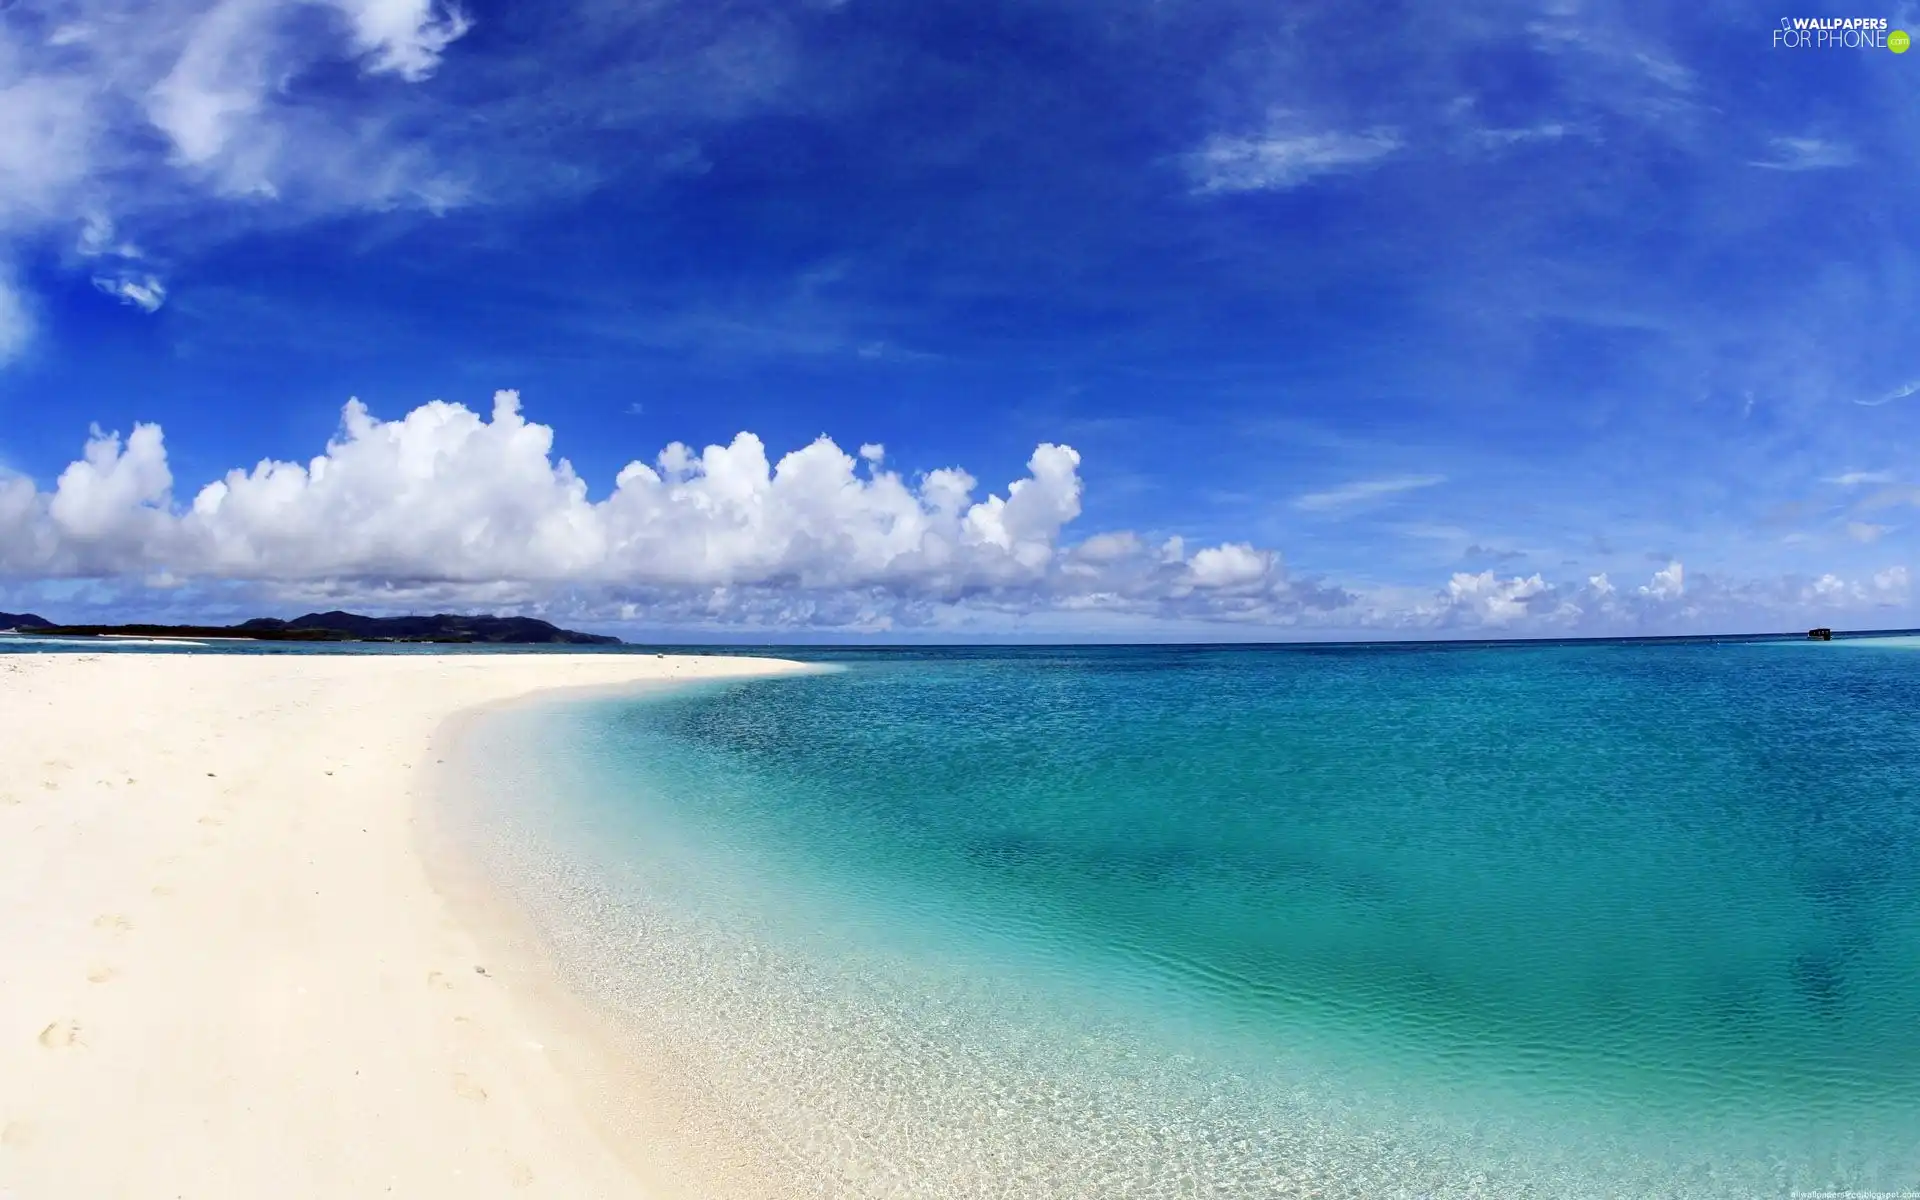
left=0, top=610, right=620, bottom=645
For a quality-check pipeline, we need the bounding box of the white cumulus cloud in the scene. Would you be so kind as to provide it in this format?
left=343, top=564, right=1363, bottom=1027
left=1798, top=566, right=1910, bottom=609
left=0, top=391, right=1340, bottom=629
left=1442, top=570, right=1550, bottom=624
left=7, top=396, right=1918, bottom=637
left=165, top=390, right=1083, bottom=588
left=1640, top=560, right=1684, bottom=600
left=1186, top=542, right=1273, bottom=590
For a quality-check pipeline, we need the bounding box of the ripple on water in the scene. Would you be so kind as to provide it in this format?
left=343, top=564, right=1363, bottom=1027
left=444, top=644, right=1920, bottom=1197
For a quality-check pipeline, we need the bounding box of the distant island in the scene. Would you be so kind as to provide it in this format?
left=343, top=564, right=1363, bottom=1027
left=0, top=609, right=620, bottom=645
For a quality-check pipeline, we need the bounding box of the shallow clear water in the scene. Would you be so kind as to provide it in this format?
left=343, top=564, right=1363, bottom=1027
left=450, top=641, right=1920, bottom=1197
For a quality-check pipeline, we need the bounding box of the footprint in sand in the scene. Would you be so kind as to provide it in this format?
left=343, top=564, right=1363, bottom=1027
left=92, top=913, right=133, bottom=934
left=150, top=885, right=175, bottom=898
left=1, top=1119, right=34, bottom=1147
left=452, top=1072, right=488, bottom=1102
left=197, top=814, right=223, bottom=826
left=37, top=1020, right=81, bottom=1049
left=427, top=970, right=454, bottom=990
left=507, top=1161, right=534, bottom=1188
left=86, top=966, right=116, bottom=984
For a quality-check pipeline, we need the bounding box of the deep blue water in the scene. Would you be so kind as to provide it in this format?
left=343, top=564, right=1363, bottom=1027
left=451, top=641, right=1920, bottom=1194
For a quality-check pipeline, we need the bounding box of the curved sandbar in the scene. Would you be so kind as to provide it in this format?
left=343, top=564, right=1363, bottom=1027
left=0, top=650, right=808, bottom=1198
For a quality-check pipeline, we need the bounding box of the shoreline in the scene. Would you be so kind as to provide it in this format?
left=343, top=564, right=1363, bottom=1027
left=0, top=650, right=809, bottom=1198
left=416, top=677, right=819, bottom=1200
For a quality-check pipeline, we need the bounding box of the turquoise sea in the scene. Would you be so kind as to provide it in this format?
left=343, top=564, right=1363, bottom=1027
left=427, top=641, right=1919, bottom=1194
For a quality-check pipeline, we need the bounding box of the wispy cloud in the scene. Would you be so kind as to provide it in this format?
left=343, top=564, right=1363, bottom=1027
left=1750, top=137, right=1857, bottom=171
left=1188, top=118, right=1402, bottom=194
left=1294, top=474, right=1446, bottom=512
left=1474, top=123, right=1571, bottom=148
left=0, top=275, right=30, bottom=365
left=1520, top=13, right=1700, bottom=126
left=1827, top=470, right=1895, bottom=486
left=1858, top=487, right=1920, bottom=512
left=1857, top=380, right=1920, bottom=407
left=1631, top=52, right=1694, bottom=93
left=1462, top=543, right=1526, bottom=563
left=0, top=0, right=473, bottom=361
left=1392, top=522, right=1471, bottom=542
left=92, top=275, right=169, bottom=313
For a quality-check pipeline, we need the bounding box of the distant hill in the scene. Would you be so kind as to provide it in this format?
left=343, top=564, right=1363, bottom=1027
left=241, top=611, right=621, bottom=645
left=4, top=610, right=620, bottom=645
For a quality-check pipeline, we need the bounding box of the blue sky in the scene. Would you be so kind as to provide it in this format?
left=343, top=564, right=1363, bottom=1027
left=0, top=0, right=1916, bottom=638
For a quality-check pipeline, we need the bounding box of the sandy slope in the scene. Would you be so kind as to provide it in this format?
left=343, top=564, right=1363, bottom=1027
left=0, top=650, right=807, bottom=1199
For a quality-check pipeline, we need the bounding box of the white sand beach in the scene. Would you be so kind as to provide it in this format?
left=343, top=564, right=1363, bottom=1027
left=0, top=650, right=807, bottom=1199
